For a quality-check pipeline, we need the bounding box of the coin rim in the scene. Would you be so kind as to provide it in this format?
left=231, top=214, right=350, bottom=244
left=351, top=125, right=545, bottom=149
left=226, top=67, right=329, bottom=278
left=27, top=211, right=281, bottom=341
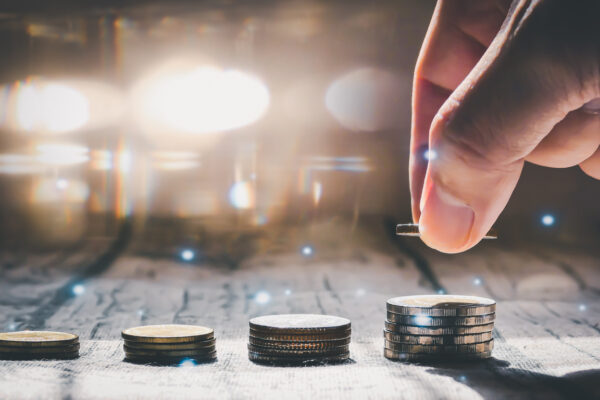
left=384, top=321, right=494, bottom=335
left=383, top=330, right=493, bottom=345
left=248, top=351, right=349, bottom=364
left=248, top=343, right=349, bottom=356
left=249, top=314, right=351, bottom=333
left=121, top=325, right=214, bottom=343
left=386, top=312, right=496, bottom=326
left=124, top=346, right=216, bottom=357
left=0, top=331, right=79, bottom=347
left=0, top=343, right=80, bottom=354
left=123, top=338, right=216, bottom=350
left=386, top=295, right=495, bottom=317
left=249, top=328, right=351, bottom=341
left=384, top=348, right=492, bottom=361
left=249, top=336, right=351, bottom=349
left=384, top=339, right=494, bottom=353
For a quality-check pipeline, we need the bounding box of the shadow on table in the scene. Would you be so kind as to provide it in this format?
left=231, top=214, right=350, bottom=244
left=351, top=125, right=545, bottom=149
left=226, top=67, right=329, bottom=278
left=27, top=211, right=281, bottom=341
left=426, top=358, right=600, bottom=400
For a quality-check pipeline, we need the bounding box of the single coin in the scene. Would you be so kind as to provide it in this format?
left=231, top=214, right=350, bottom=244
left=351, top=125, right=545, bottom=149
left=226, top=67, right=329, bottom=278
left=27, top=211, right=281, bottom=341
left=384, top=339, right=493, bottom=354
left=124, top=346, right=216, bottom=358
left=396, top=223, right=497, bottom=239
left=386, top=312, right=495, bottom=326
left=123, top=338, right=216, bottom=351
left=0, top=350, right=80, bottom=360
left=386, top=295, right=496, bottom=317
left=0, top=331, right=79, bottom=347
left=249, top=328, right=352, bottom=341
left=383, top=330, right=493, bottom=345
left=248, top=351, right=349, bottom=364
left=249, top=314, right=350, bottom=334
left=384, top=348, right=492, bottom=361
left=125, top=351, right=217, bottom=364
left=0, top=343, right=80, bottom=354
left=384, top=321, right=494, bottom=335
left=248, top=343, right=349, bottom=357
left=122, top=325, right=214, bottom=343
left=249, top=336, right=351, bottom=349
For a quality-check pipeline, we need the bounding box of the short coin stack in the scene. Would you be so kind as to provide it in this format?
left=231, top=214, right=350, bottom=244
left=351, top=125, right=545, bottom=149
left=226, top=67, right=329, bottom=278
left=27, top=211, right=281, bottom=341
left=248, top=314, right=351, bottom=365
left=384, top=295, right=496, bottom=362
left=0, top=331, right=79, bottom=360
left=122, top=324, right=216, bottom=364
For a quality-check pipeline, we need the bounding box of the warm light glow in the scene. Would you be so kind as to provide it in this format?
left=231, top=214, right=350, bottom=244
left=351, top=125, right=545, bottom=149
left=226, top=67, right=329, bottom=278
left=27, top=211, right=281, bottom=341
left=36, top=143, right=89, bottom=166
left=229, top=181, right=255, bottom=209
left=134, top=63, right=270, bottom=134
left=313, top=181, right=322, bottom=205
left=16, top=82, right=89, bottom=132
left=325, top=67, right=406, bottom=132
left=32, top=178, right=89, bottom=203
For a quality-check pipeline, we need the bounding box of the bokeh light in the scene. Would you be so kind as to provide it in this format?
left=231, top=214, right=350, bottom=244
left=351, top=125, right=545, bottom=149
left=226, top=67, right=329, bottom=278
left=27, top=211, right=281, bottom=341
left=72, top=284, right=85, bottom=296
left=254, top=290, right=271, bottom=304
left=541, top=214, right=555, bottom=227
left=229, top=181, right=255, bottom=210
left=133, top=63, right=270, bottom=134
left=181, top=249, right=195, bottom=261
left=301, top=245, right=313, bottom=257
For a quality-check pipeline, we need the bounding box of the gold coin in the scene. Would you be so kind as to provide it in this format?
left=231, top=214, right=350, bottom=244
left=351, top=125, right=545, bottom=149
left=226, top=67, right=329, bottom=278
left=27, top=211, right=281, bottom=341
left=249, top=336, right=351, bottom=349
left=121, top=325, right=214, bottom=343
left=248, top=343, right=349, bottom=357
left=396, top=223, right=497, bottom=239
left=0, top=343, right=80, bottom=354
left=249, top=314, right=351, bottom=334
left=384, top=348, right=492, bottom=361
left=124, top=346, right=216, bottom=358
left=123, top=338, right=216, bottom=350
left=384, top=322, right=494, bottom=335
left=249, top=328, right=351, bottom=341
left=248, top=351, right=349, bottom=364
left=0, top=331, right=79, bottom=347
left=383, top=330, right=493, bottom=345
left=386, top=295, right=495, bottom=317
left=386, top=312, right=495, bottom=326
left=384, top=339, right=493, bottom=354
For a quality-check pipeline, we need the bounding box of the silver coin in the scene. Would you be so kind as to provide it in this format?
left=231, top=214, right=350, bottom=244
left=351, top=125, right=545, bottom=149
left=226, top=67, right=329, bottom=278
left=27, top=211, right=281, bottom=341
left=384, top=339, right=493, bottom=354
left=248, top=351, right=349, bottom=364
left=248, top=343, right=349, bottom=357
left=384, top=348, right=492, bottom=361
left=386, top=295, right=495, bottom=317
left=249, top=328, right=352, bottom=341
left=249, top=314, right=351, bottom=333
left=383, top=330, right=493, bottom=345
left=386, top=312, right=495, bottom=326
left=384, top=321, right=494, bottom=335
left=249, top=336, right=351, bottom=349
left=396, top=223, right=497, bottom=239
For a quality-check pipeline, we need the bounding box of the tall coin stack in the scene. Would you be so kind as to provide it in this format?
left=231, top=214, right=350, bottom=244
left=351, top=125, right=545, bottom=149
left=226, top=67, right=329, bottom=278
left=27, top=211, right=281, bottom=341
left=122, top=324, right=216, bottom=364
left=0, top=331, right=80, bottom=360
left=384, top=295, right=496, bottom=362
left=248, top=314, right=351, bottom=365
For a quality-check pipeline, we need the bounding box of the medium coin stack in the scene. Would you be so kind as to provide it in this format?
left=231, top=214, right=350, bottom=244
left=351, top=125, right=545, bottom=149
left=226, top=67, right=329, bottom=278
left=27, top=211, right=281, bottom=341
left=0, top=331, right=80, bottom=360
left=122, top=324, right=216, bottom=364
left=384, top=295, right=496, bottom=362
left=248, top=314, right=351, bottom=365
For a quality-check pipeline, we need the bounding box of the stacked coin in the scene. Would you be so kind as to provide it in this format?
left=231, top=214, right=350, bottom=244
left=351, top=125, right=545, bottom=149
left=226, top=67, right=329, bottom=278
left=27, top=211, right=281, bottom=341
left=384, top=295, right=495, bottom=362
left=248, top=314, right=351, bottom=365
left=0, top=331, right=80, bottom=360
left=122, top=324, right=216, bottom=364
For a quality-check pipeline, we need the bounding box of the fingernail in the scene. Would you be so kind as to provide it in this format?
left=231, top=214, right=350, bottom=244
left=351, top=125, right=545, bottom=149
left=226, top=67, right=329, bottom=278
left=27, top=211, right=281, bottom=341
left=419, top=183, right=474, bottom=252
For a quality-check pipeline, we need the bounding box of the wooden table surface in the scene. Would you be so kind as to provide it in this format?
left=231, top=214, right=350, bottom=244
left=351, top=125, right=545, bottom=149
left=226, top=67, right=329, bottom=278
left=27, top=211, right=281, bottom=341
left=0, top=224, right=598, bottom=400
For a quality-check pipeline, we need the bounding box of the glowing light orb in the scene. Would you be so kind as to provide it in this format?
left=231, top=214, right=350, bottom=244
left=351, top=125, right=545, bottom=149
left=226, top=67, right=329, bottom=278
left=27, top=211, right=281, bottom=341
left=473, top=277, right=483, bottom=286
left=36, top=143, right=89, bottom=166
left=179, top=358, right=197, bottom=367
left=437, top=289, right=446, bottom=295
left=181, top=249, right=195, bottom=261
left=459, top=375, right=467, bottom=383
left=424, top=149, right=437, bottom=161
left=414, top=315, right=431, bottom=326
left=301, top=245, right=313, bottom=256
left=134, top=64, right=270, bottom=134
left=255, top=291, right=271, bottom=304
left=8, top=323, right=16, bottom=331
left=284, top=289, right=292, bottom=296
left=541, top=214, right=555, bottom=227
left=56, top=179, right=69, bottom=190
left=579, top=304, right=587, bottom=312
left=72, top=284, right=85, bottom=296
left=229, top=181, right=254, bottom=210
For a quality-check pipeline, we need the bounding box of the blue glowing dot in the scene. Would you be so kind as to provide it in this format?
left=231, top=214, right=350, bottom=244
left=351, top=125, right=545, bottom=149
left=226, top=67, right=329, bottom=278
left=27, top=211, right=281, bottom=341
left=72, top=284, right=85, bottom=296
left=284, top=289, right=292, bottom=296
left=181, top=249, right=195, bottom=261
left=459, top=375, right=467, bottom=383
left=437, top=289, right=446, bottom=295
left=414, top=315, right=431, bottom=326
left=301, top=245, right=313, bottom=256
left=541, top=214, right=555, bottom=227
left=578, top=304, right=587, bottom=312
left=255, top=291, right=271, bottom=304
left=179, top=358, right=197, bottom=367
left=473, top=277, right=483, bottom=286
left=56, top=179, right=69, bottom=190
left=8, top=323, right=16, bottom=331
left=137, top=309, right=145, bottom=317
left=424, top=149, right=437, bottom=161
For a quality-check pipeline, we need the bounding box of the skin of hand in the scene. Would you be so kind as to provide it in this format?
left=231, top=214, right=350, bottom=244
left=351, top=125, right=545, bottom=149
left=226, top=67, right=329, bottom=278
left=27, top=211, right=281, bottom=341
left=409, top=0, right=600, bottom=253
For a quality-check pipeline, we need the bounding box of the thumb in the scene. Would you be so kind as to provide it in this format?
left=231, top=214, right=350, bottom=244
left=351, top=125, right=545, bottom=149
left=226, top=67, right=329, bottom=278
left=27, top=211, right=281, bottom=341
left=418, top=0, right=600, bottom=253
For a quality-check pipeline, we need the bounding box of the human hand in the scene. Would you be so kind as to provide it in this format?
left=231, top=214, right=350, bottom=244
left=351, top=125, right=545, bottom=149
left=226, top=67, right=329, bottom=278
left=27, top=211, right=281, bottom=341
left=410, top=0, right=600, bottom=253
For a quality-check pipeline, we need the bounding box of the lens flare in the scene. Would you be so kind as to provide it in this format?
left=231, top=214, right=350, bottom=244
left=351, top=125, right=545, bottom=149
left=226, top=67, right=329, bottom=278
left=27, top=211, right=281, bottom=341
left=229, top=181, right=254, bottom=209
